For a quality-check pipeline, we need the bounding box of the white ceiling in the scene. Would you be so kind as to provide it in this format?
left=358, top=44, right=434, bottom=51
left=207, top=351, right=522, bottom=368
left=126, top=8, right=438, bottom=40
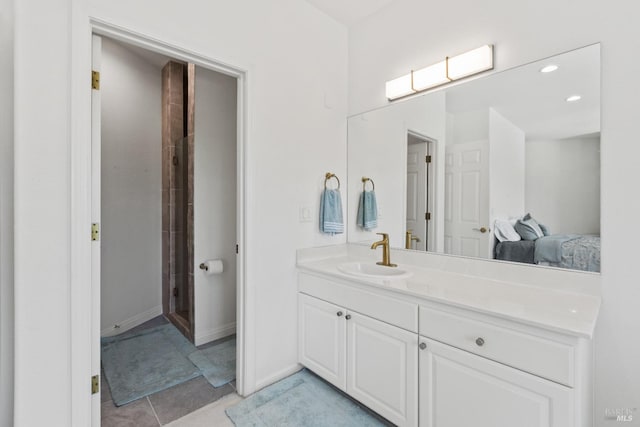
left=304, top=0, right=397, bottom=26
left=446, top=44, right=600, bottom=140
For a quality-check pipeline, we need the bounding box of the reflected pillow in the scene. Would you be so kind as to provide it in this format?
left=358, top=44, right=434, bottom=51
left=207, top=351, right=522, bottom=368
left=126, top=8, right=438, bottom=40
left=515, top=213, right=545, bottom=241
left=539, top=223, right=551, bottom=236
left=494, top=219, right=521, bottom=242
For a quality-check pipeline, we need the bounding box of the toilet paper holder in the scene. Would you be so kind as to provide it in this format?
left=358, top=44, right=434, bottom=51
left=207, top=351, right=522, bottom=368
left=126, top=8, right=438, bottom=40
left=199, top=259, right=224, bottom=274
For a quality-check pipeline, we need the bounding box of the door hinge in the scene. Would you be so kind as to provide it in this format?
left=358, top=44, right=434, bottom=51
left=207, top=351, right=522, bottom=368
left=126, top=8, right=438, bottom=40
left=92, top=70, right=100, bottom=90
left=425, top=155, right=432, bottom=163
left=425, top=212, right=431, bottom=221
left=91, top=223, right=100, bottom=241
left=235, top=244, right=239, bottom=254
left=91, top=375, right=100, bottom=394
left=173, top=287, right=179, bottom=297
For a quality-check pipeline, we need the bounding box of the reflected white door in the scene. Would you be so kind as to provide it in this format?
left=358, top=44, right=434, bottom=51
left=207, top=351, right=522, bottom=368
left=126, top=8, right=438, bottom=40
left=444, top=140, right=489, bottom=258
left=406, top=141, right=427, bottom=250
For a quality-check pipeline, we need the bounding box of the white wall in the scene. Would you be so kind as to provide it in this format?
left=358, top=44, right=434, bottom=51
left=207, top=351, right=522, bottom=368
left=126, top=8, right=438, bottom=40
left=0, top=0, right=13, bottom=424
left=194, top=67, right=237, bottom=346
left=100, top=37, right=163, bottom=334
left=448, top=108, right=488, bottom=144
left=349, top=0, right=640, bottom=424
left=12, top=1, right=348, bottom=425
left=489, top=108, right=525, bottom=225
left=14, top=0, right=76, bottom=424
left=526, top=134, right=600, bottom=235
left=347, top=91, right=446, bottom=249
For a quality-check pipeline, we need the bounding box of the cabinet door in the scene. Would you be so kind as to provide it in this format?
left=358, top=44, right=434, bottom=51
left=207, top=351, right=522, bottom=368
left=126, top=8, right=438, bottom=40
left=347, top=311, right=418, bottom=427
left=419, top=338, right=573, bottom=427
left=298, top=293, right=346, bottom=390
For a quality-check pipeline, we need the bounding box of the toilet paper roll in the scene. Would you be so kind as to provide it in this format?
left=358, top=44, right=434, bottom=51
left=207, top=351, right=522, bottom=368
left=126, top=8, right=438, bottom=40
left=201, top=259, right=223, bottom=275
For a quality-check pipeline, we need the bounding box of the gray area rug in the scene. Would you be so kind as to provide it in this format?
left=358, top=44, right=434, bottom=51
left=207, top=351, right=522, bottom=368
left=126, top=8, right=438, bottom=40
left=101, top=324, right=200, bottom=406
left=226, top=369, right=387, bottom=426
left=188, top=337, right=236, bottom=387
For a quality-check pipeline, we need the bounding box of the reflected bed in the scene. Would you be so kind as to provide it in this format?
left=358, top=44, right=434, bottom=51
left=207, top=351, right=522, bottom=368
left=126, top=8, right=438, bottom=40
left=494, top=235, right=600, bottom=272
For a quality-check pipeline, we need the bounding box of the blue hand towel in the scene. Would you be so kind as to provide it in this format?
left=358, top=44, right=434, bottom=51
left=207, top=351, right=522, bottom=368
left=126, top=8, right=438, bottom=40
left=357, top=190, right=378, bottom=230
left=319, top=189, right=344, bottom=235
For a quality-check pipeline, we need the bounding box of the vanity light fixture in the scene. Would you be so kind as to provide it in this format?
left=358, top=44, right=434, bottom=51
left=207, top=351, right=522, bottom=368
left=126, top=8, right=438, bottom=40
left=540, top=64, right=559, bottom=73
left=385, top=44, right=494, bottom=101
left=566, top=95, right=582, bottom=102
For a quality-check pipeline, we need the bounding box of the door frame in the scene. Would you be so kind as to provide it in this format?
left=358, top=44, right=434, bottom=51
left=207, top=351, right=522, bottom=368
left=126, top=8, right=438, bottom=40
left=70, top=18, right=252, bottom=426
left=406, top=130, right=438, bottom=252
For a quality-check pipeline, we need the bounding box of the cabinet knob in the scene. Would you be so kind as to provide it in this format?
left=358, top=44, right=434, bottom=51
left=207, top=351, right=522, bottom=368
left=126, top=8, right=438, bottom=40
left=337, top=311, right=343, bottom=317
left=475, top=337, right=485, bottom=347
left=345, top=314, right=351, bottom=320
left=419, top=342, right=427, bottom=350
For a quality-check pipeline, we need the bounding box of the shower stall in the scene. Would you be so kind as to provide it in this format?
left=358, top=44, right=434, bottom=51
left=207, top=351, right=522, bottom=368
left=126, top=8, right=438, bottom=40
left=162, top=61, right=195, bottom=341
left=171, top=136, right=192, bottom=321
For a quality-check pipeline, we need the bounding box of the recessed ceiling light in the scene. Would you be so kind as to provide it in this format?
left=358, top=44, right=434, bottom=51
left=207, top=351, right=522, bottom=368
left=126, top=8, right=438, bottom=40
left=540, top=64, right=559, bottom=73
left=566, top=95, right=582, bottom=102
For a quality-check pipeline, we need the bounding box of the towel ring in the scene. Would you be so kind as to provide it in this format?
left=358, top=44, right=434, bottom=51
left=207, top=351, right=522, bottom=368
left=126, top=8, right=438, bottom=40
left=324, top=172, right=340, bottom=190
left=362, top=177, right=375, bottom=191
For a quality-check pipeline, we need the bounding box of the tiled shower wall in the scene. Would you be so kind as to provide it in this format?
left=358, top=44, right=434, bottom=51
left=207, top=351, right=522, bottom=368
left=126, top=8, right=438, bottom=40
left=161, top=61, right=195, bottom=341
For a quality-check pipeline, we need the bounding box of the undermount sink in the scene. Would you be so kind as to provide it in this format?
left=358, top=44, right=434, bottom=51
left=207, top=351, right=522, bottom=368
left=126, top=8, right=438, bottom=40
left=337, top=262, right=413, bottom=280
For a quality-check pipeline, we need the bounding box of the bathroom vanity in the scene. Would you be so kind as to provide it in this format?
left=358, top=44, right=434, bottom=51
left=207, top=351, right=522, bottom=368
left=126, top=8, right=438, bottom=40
left=297, top=244, right=600, bottom=427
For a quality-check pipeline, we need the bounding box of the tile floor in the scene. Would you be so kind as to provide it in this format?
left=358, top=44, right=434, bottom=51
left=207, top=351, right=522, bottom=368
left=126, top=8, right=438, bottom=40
left=164, top=392, right=242, bottom=427
left=160, top=369, right=394, bottom=427
left=101, top=316, right=237, bottom=427
left=101, top=317, right=392, bottom=427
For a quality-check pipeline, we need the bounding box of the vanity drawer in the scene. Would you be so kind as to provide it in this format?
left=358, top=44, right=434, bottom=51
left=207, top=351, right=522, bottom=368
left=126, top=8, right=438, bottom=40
left=419, top=306, right=575, bottom=386
left=299, top=272, right=418, bottom=333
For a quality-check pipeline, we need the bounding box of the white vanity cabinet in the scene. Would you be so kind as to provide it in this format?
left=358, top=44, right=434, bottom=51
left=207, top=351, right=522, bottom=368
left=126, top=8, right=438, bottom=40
left=298, top=273, right=419, bottom=426
left=298, top=293, right=347, bottom=390
left=296, top=265, right=595, bottom=427
left=346, top=310, right=418, bottom=427
left=417, top=303, right=590, bottom=426
left=419, top=337, right=573, bottom=427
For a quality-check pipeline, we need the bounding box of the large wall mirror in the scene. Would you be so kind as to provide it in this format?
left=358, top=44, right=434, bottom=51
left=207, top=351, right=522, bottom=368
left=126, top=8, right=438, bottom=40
left=347, top=44, right=600, bottom=273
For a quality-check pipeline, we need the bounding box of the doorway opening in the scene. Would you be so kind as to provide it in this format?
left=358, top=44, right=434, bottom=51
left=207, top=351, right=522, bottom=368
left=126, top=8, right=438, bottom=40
left=406, top=131, right=436, bottom=251
left=93, top=32, right=244, bottom=425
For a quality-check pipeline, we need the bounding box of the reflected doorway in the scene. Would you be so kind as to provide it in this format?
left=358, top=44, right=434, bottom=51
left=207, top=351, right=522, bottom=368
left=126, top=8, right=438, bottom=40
left=406, top=131, right=436, bottom=251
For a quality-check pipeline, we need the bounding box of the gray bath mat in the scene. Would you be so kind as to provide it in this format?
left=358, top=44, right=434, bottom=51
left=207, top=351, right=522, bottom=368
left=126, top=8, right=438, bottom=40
left=101, top=324, right=200, bottom=406
left=188, top=337, right=236, bottom=387
left=225, top=369, right=387, bottom=426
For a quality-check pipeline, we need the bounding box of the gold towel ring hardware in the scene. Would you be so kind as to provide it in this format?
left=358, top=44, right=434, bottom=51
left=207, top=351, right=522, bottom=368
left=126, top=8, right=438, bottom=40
left=324, top=172, right=341, bottom=190
left=362, top=177, right=375, bottom=191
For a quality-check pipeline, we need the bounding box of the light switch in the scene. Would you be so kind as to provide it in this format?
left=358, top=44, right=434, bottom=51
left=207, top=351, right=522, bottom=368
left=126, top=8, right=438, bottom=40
left=299, top=206, right=313, bottom=223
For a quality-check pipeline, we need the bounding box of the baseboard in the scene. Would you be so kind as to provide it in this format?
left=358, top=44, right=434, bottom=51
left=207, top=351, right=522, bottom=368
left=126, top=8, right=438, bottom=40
left=254, top=363, right=303, bottom=392
left=194, top=321, right=237, bottom=346
left=100, top=305, right=163, bottom=337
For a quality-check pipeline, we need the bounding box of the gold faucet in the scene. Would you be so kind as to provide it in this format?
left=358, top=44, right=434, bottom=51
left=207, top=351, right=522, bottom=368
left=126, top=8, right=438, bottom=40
left=405, top=230, right=421, bottom=249
left=371, top=233, right=397, bottom=267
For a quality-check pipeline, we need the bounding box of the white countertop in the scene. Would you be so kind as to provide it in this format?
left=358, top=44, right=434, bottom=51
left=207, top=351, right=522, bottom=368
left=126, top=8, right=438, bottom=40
left=297, top=245, right=601, bottom=338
